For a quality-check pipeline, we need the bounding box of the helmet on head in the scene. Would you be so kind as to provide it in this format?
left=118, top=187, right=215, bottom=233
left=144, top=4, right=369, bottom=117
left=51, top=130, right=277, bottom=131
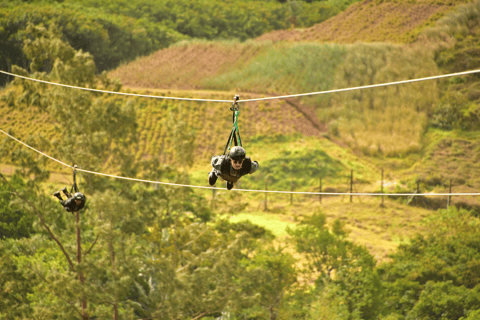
left=229, top=146, right=246, bottom=161
left=74, top=192, right=85, bottom=201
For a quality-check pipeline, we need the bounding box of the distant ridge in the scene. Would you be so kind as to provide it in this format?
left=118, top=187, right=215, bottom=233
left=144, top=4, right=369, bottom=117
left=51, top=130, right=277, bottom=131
left=255, top=0, right=460, bottom=44
left=109, top=1, right=467, bottom=92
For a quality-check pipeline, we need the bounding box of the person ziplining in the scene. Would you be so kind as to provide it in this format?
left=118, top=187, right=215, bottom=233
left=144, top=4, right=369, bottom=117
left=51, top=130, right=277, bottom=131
left=53, top=166, right=86, bottom=213
left=208, top=95, right=259, bottom=190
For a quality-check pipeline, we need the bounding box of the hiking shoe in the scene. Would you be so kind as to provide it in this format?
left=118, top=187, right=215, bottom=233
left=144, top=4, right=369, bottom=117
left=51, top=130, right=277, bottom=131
left=208, top=171, right=217, bottom=186
left=53, top=191, right=63, bottom=201
left=226, top=181, right=234, bottom=190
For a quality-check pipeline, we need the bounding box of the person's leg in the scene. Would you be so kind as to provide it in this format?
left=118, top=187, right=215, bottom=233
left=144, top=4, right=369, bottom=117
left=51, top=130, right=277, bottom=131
left=226, top=181, right=234, bottom=190
left=208, top=171, right=218, bottom=186
left=62, top=187, right=72, bottom=198
left=53, top=191, right=63, bottom=201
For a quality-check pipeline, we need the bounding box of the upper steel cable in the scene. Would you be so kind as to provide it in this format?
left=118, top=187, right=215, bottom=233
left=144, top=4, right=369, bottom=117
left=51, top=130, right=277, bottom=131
left=0, top=70, right=232, bottom=103
left=240, top=69, right=480, bottom=102
left=1, top=128, right=479, bottom=196
left=1, top=69, right=480, bottom=103
left=0, top=128, right=73, bottom=168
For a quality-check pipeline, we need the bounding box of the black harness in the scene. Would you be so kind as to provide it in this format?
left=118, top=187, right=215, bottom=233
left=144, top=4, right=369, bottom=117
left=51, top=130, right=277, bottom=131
left=222, top=95, right=242, bottom=156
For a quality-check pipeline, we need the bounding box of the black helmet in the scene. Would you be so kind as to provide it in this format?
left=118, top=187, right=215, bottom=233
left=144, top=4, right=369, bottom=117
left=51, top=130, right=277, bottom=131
left=74, top=192, right=85, bottom=201
left=229, top=146, right=246, bottom=160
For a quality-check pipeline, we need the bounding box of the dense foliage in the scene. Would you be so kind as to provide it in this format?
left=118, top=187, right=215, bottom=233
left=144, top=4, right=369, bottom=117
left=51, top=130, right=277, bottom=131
left=0, top=2, right=185, bottom=85
left=423, top=0, right=480, bottom=130
left=378, top=207, right=480, bottom=319
left=0, top=0, right=361, bottom=86
left=0, top=24, right=297, bottom=320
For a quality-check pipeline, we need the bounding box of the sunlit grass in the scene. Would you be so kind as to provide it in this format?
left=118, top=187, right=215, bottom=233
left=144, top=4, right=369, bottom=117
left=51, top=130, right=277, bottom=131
left=202, top=42, right=345, bottom=107
left=221, top=195, right=434, bottom=263
left=229, top=212, right=294, bottom=238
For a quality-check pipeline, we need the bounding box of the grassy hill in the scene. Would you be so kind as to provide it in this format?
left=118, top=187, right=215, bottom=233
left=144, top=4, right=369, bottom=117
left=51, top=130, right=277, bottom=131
left=2, top=0, right=480, bottom=263
left=109, top=0, right=474, bottom=161
left=108, top=0, right=480, bottom=260
left=255, top=0, right=464, bottom=44
left=112, top=41, right=438, bottom=152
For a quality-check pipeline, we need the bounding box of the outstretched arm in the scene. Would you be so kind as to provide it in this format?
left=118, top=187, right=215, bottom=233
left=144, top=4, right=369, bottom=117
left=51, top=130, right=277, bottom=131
left=211, top=155, right=227, bottom=172
left=250, top=160, right=259, bottom=174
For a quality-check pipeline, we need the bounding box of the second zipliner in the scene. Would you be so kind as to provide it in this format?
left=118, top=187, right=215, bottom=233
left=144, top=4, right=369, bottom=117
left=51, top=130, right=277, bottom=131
left=53, top=165, right=87, bottom=213
left=208, top=95, right=259, bottom=190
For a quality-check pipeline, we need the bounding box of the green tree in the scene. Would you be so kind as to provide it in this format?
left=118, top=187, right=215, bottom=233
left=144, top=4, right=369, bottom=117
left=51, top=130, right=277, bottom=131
left=287, top=210, right=349, bottom=280
left=0, top=174, right=34, bottom=240
left=3, top=22, right=138, bottom=192
left=408, top=281, right=480, bottom=320
left=0, top=174, right=41, bottom=319
left=379, top=207, right=480, bottom=319
left=0, top=239, right=35, bottom=319
left=241, top=246, right=297, bottom=320
left=0, top=22, right=141, bottom=320
left=330, top=248, right=382, bottom=320
left=288, top=210, right=382, bottom=320
left=132, top=217, right=288, bottom=319
left=0, top=2, right=185, bottom=85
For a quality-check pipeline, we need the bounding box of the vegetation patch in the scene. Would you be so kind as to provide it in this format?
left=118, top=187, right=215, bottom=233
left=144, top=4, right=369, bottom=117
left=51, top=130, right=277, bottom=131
left=255, top=0, right=467, bottom=44
left=3, top=1, right=480, bottom=319
left=202, top=42, right=346, bottom=107
left=109, top=40, right=273, bottom=89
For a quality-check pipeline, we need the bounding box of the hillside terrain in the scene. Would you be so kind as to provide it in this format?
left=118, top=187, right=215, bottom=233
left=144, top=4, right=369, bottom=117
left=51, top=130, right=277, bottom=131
left=110, top=0, right=468, bottom=91
left=109, top=41, right=271, bottom=90
left=0, top=0, right=476, bottom=255
left=108, top=0, right=480, bottom=261
left=0, top=0, right=359, bottom=86
left=2, top=1, right=480, bottom=319
left=256, top=0, right=461, bottom=43
left=2, top=0, right=479, bottom=247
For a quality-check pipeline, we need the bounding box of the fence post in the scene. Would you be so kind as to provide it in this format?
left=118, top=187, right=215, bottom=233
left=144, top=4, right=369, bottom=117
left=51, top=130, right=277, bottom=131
left=350, top=170, right=353, bottom=203
left=211, top=188, right=216, bottom=210
left=264, top=180, right=268, bottom=211
left=319, top=177, right=322, bottom=204
left=290, top=177, right=294, bottom=205
left=416, top=181, right=420, bottom=205
left=447, top=179, right=452, bottom=208
left=381, top=168, right=384, bottom=207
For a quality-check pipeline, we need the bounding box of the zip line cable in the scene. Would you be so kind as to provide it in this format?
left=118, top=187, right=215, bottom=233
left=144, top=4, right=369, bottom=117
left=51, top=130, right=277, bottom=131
left=1, top=68, right=480, bottom=103
left=0, top=128, right=72, bottom=168
left=0, top=70, right=232, bottom=103
left=1, top=128, right=479, bottom=197
left=240, top=69, right=480, bottom=102
left=2, top=67, right=480, bottom=195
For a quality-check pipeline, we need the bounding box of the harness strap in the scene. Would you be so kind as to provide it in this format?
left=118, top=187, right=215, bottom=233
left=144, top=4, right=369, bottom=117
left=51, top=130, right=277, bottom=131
left=71, top=165, right=79, bottom=194
left=223, top=95, right=242, bottom=155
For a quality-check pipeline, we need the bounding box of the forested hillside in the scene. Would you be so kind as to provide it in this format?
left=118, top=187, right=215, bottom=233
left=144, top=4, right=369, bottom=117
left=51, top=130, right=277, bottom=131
left=110, top=0, right=480, bottom=188
left=1, top=1, right=480, bottom=320
left=256, top=0, right=462, bottom=43
left=0, top=0, right=359, bottom=85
